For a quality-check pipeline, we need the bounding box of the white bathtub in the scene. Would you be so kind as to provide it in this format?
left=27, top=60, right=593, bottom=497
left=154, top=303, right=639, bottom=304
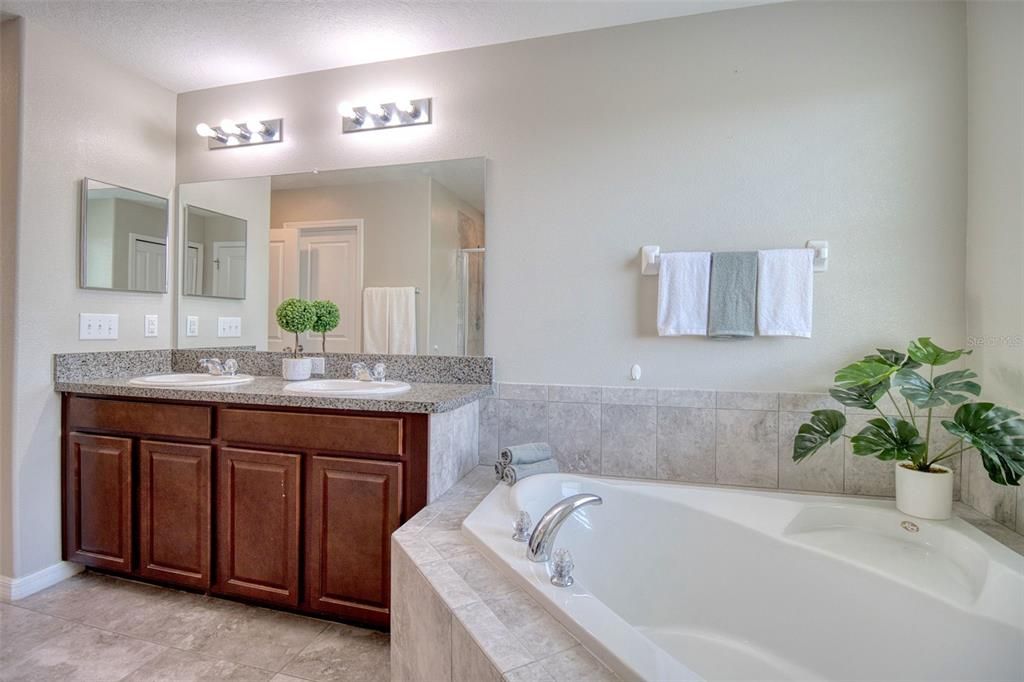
left=462, top=474, right=1024, bottom=681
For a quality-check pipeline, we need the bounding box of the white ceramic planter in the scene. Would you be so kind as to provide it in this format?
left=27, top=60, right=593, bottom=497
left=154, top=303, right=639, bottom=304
left=282, top=357, right=312, bottom=381
left=894, top=462, right=953, bottom=520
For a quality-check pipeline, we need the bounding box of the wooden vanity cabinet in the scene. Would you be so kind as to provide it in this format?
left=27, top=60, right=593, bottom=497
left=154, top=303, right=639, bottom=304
left=61, top=393, right=430, bottom=628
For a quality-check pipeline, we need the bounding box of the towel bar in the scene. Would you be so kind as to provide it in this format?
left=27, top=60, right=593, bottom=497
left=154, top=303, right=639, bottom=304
left=640, top=241, right=829, bottom=275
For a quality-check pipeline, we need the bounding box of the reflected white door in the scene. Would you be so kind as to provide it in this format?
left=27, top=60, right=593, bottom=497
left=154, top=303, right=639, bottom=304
left=129, top=233, right=166, bottom=292
left=268, top=220, right=363, bottom=353
left=212, top=241, right=246, bottom=298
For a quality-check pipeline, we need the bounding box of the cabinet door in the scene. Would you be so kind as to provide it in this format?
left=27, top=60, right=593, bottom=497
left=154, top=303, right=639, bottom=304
left=138, top=441, right=211, bottom=589
left=64, top=432, right=133, bottom=572
left=215, top=447, right=302, bottom=606
left=306, top=456, right=402, bottom=623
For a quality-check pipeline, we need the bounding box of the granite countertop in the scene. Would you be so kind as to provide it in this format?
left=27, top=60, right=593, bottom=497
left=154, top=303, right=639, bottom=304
left=55, top=375, right=492, bottom=414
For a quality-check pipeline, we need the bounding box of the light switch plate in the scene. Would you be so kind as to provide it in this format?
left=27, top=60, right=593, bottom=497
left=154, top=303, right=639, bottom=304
left=217, top=317, right=242, bottom=338
left=144, top=315, right=159, bottom=337
left=79, top=313, right=119, bottom=340
left=186, top=316, right=199, bottom=337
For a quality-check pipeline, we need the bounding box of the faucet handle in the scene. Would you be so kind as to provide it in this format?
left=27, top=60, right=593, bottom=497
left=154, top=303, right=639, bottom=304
left=223, top=359, right=238, bottom=376
left=512, top=511, right=532, bottom=542
left=550, top=548, right=575, bottom=587
left=371, top=362, right=386, bottom=382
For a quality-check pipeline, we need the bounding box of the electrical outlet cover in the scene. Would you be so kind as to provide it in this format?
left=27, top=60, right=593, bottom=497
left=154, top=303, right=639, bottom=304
left=144, top=315, right=158, bottom=337
left=310, top=357, right=326, bottom=374
left=186, top=316, right=199, bottom=337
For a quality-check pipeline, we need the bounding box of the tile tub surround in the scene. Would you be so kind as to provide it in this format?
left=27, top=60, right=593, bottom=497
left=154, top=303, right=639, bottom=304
left=391, top=466, right=620, bottom=682
left=483, top=384, right=1024, bottom=541
left=429, top=402, right=482, bottom=502
left=55, top=375, right=491, bottom=414
left=390, top=467, right=1024, bottom=682
left=54, top=349, right=494, bottom=385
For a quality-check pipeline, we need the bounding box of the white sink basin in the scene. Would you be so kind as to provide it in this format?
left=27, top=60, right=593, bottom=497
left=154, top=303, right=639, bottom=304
left=283, top=379, right=412, bottom=397
left=128, top=373, right=255, bottom=388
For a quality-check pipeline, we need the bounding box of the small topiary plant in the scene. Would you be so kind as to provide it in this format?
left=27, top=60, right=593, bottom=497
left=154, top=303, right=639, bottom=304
left=276, top=298, right=316, bottom=358
left=310, top=300, right=340, bottom=354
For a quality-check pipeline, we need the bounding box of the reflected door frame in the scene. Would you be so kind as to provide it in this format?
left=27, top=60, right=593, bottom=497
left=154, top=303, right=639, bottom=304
left=268, top=219, right=364, bottom=353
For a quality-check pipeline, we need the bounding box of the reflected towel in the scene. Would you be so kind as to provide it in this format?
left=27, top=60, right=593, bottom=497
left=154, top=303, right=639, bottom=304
left=757, top=249, right=814, bottom=337
left=708, top=251, right=757, bottom=338
left=362, top=286, right=418, bottom=354
left=499, top=442, right=553, bottom=466
left=657, top=251, right=711, bottom=336
left=501, top=459, right=559, bottom=485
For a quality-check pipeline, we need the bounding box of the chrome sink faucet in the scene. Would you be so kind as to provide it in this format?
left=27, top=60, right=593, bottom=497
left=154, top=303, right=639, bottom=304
left=526, top=493, right=603, bottom=563
left=352, top=362, right=387, bottom=382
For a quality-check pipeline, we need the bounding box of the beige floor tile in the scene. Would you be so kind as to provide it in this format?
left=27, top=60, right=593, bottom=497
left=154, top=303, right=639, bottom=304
left=0, top=603, right=78, bottom=668
left=1, top=621, right=165, bottom=682
left=280, top=623, right=390, bottom=682
left=123, top=648, right=275, bottom=681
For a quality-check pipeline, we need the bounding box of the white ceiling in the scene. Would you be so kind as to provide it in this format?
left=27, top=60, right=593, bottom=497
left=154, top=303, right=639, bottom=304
left=1, top=0, right=774, bottom=93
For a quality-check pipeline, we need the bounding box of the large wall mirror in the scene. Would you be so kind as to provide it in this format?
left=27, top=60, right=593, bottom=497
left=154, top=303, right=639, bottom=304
left=80, top=178, right=169, bottom=292
left=183, top=205, right=247, bottom=299
left=175, top=157, right=486, bottom=355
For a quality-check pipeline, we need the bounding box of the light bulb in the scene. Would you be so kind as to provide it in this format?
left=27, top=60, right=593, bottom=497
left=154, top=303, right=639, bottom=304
left=397, top=99, right=420, bottom=118
left=246, top=119, right=267, bottom=135
left=220, top=119, right=241, bottom=135
left=366, top=103, right=388, bottom=120
left=195, top=122, right=216, bottom=138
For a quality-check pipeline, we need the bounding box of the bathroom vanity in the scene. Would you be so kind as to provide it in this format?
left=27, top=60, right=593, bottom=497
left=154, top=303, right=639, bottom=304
left=56, top=362, right=487, bottom=629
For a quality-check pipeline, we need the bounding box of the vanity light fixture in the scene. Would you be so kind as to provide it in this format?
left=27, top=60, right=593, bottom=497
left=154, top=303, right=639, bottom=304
left=194, top=117, right=283, bottom=150
left=339, top=97, right=432, bottom=134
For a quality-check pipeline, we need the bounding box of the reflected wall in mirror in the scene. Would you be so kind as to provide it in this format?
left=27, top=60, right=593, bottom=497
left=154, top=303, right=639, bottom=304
left=175, top=157, right=485, bottom=355
left=183, top=205, right=247, bottom=299
left=80, top=178, right=169, bottom=292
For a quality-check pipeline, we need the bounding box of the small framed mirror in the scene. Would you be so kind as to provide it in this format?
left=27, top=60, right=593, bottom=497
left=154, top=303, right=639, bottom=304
left=183, top=204, right=247, bottom=299
left=80, top=178, right=169, bottom=292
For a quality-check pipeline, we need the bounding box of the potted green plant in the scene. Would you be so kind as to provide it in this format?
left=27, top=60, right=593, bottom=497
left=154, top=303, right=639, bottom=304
left=793, top=337, right=1024, bottom=520
left=276, top=298, right=316, bottom=380
left=309, top=300, right=340, bottom=354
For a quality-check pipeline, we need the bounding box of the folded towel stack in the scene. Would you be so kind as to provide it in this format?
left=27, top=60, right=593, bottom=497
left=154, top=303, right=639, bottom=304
left=495, top=443, right=559, bottom=485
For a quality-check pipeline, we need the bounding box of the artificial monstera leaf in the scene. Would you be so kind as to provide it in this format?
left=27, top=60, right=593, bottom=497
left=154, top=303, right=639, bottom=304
left=942, top=403, right=1024, bottom=486
left=892, top=368, right=981, bottom=409
left=834, top=360, right=901, bottom=388
left=864, top=348, right=922, bottom=371
left=907, top=337, right=971, bottom=367
left=829, top=381, right=889, bottom=410
left=793, top=410, right=846, bottom=463
left=850, top=417, right=926, bottom=462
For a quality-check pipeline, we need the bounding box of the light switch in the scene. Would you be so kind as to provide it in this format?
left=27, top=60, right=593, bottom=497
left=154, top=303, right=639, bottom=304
left=186, top=316, right=199, bottom=337
left=144, top=315, right=159, bottom=337
left=79, top=313, right=119, bottom=340
left=217, top=317, right=242, bottom=338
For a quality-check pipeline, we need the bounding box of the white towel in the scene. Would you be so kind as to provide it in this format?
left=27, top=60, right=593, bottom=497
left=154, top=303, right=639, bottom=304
left=757, top=249, right=814, bottom=337
left=362, top=287, right=417, bottom=354
left=657, top=251, right=711, bottom=336
left=362, top=288, right=390, bottom=353
left=387, top=287, right=417, bottom=354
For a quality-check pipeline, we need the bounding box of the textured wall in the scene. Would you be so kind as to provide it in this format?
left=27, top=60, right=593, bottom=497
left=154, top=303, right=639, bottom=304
left=176, top=1, right=968, bottom=392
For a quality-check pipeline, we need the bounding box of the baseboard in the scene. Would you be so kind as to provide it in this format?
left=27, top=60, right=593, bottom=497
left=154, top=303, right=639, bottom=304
left=0, top=561, right=83, bottom=601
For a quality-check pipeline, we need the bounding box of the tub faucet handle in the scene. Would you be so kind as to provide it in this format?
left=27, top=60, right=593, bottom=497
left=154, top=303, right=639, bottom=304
left=550, top=548, right=574, bottom=588
left=512, top=511, right=532, bottom=542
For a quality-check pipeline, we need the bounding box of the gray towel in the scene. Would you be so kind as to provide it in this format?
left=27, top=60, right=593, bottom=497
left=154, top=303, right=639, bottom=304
left=499, top=442, right=553, bottom=466
left=708, top=251, right=757, bottom=338
left=501, top=459, right=559, bottom=485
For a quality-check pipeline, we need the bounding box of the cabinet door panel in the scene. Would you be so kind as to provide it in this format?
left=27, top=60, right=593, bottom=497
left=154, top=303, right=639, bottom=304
left=215, top=447, right=301, bottom=606
left=306, top=456, right=402, bottom=623
left=138, top=441, right=211, bottom=589
left=64, top=433, right=133, bottom=572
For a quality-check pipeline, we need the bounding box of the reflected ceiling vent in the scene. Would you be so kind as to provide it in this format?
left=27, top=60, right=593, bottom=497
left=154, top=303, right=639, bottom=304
left=338, top=98, right=432, bottom=134
left=195, top=118, right=283, bottom=149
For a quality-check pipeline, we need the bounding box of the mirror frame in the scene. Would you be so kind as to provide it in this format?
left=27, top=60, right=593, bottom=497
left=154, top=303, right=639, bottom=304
left=79, top=177, right=170, bottom=293
left=181, top=203, right=249, bottom=300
